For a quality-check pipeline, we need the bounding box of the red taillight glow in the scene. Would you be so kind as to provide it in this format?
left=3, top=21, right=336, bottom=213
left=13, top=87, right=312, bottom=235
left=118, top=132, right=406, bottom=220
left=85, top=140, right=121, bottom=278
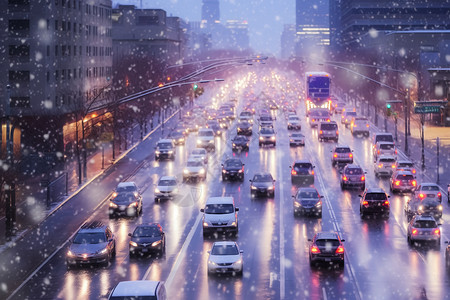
left=343, top=176, right=348, bottom=181
left=362, top=200, right=369, bottom=206
left=395, top=149, right=398, bottom=154
left=395, top=180, right=400, bottom=186
left=383, top=200, right=390, bottom=206
left=349, top=153, right=353, bottom=158
left=419, top=193, right=425, bottom=199
left=366, top=124, right=370, bottom=128
left=412, top=169, right=416, bottom=174
left=336, top=130, right=339, bottom=135
left=335, top=245, right=344, bottom=254
left=378, top=164, right=383, bottom=168
left=319, top=130, right=323, bottom=134
left=312, top=119, right=316, bottom=122
left=412, top=229, right=418, bottom=235
left=412, top=180, right=417, bottom=187
left=392, top=165, right=396, bottom=168
left=311, top=245, right=320, bottom=253
left=327, top=119, right=330, bottom=122
left=434, top=229, right=440, bottom=235
left=438, top=192, right=442, bottom=198
left=311, top=170, right=315, bottom=175
left=361, top=176, right=365, bottom=181
left=291, top=169, right=297, bottom=175
left=378, top=150, right=380, bottom=154
left=334, top=153, right=338, bottom=158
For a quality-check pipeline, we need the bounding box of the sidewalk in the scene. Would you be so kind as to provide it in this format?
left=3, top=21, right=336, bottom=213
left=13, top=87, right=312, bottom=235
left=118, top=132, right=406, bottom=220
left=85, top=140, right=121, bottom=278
left=0, top=110, right=174, bottom=246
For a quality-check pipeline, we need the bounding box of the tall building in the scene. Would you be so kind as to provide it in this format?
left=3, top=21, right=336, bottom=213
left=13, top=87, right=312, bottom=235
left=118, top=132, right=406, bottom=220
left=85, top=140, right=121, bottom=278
left=295, top=0, right=330, bottom=55
left=281, top=24, right=297, bottom=59
left=1, top=0, right=113, bottom=160
left=202, top=0, right=220, bottom=29
left=223, top=20, right=249, bottom=51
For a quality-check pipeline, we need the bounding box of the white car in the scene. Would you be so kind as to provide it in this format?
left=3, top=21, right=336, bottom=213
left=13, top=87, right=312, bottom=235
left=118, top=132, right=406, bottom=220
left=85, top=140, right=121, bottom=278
left=309, top=109, right=330, bottom=127
left=287, top=115, right=301, bottom=130
left=374, top=141, right=397, bottom=161
left=350, top=117, right=370, bottom=137
left=108, top=280, right=166, bottom=300
left=289, top=132, right=305, bottom=147
left=154, top=176, right=178, bottom=202
left=207, top=241, right=243, bottom=276
left=183, top=158, right=207, bottom=182
left=374, top=155, right=396, bottom=177
left=190, top=148, right=208, bottom=164
left=196, top=128, right=215, bottom=151
left=239, top=111, right=253, bottom=123
left=415, top=183, right=443, bottom=202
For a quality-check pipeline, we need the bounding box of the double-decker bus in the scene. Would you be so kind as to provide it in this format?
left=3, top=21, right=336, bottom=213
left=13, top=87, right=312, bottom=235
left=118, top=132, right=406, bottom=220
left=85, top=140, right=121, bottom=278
left=305, top=72, right=331, bottom=115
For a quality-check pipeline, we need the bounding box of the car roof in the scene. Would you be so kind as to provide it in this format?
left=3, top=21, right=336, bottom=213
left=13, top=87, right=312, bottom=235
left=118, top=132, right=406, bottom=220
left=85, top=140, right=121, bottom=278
left=316, top=232, right=339, bottom=240
left=344, top=164, right=362, bottom=169
left=396, top=160, right=413, bottom=164
left=334, top=145, right=351, bottom=149
left=158, top=139, right=173, bottom=143
left=117, top=182, right=136, bottom=188
left=294, top=160, right=312, bottom=164
left=198, top=128, right=214, bottom=132
left=224, top=158, right=242, bottom=163
left=376, top=141, right=395, bottom=145
left=413, top=215, right=437, bottom=222
left=187, top=157, right=204, bottom=163
left=212, top=241, right=238, bottom=247
left=378, top=155, right=396, bottom=160
left=192, top=148, right=207, bottom=153
left=159, top=175, right=176, bottom=181
left=320, top=121, right=337, bottom=124
left=111, top=280, right=160, bottom=297
left=206, top=196, right=234, bottom=205
left=365, top=187, right=386, bottom=193
left=394, top=170, right=414, bottom=176
left=253, top=172, right=273, bottom=177
left=297, top=187, right=318, bottom=193
left=79, top=221, right=107, bottom=233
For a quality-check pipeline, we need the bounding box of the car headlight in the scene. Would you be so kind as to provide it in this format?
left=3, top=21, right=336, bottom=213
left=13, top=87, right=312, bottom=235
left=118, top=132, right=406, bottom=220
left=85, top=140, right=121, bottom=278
left=294, top=201, right=301, bottom=207
left=315, top=200, right=322, bottom=207
left=238, top=169, right=243, bottom=173
left=128, top=202, right=138, bottom=208
left=168, top=150, right=173, bottom=154
left=259, top=137, right=263, bottom=140
left=109, top=202, right=118, bottom=208
left=98, top=248, right=108, bottom=254
left=129, top=241, right=138, bottom=247
left=203, top=222, right=209, bottom=227
left=67, top=250, right=74, bottom=257
left=233, top=143, right=236, bottom=147
left=152, top=240, right=162, bottom=247
left=418, top=205, right=424, bottom=211
left=271, top=136, right=276, bottom=140
left=234, top=258, right=243, bottom=265
left=208, top=260, right=216, bottom=265
left=155, top=188, right=160, bottom=193
left=438, top=205, right=443, bottom=211
left=199, top=169, right=205, bottom=174
left=267, top=186, right=274, bottom=190
left=155, top=150, right=160, bottom=154
left=183, top=169, right=189, bottom=174
left=217, top=130, right=221, bottom=134
left=230, top=221, right=237, bottom=227
left=197, top=140, right=202, bottom=144
left=251, top=186, right=258, bottom=190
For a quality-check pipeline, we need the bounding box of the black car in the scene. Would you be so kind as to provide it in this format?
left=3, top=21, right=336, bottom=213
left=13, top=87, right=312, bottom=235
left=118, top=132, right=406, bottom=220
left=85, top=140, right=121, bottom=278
left=308, top=232, right=345, bottom=268
left=359, top=188, right=390, bottom=218
left=293, top=187, right=323, bottom=218
left=232, top=136, right=250, bottom=151
left=168, top=131, right=185, bottom=145
left=250, top=173, right=276, bottom=197
left=129, top=223, right=165, bottom=256
left=237, top=121, right=253, bottom=136
left=109, top=193, right=143, bottom=218
left=222, top=158, right=245, bottom=181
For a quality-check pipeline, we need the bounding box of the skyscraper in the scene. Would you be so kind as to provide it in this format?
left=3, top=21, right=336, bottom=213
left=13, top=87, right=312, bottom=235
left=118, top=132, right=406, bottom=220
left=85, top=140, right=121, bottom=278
left=202, top=0, right=220, bottom=28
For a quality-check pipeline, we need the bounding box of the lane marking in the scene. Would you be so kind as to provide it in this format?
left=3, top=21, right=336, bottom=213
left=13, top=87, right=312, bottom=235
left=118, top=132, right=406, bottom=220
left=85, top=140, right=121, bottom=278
left=322, top=287, right=328, bottom=300
left=277, top=144, right=286, bottom=300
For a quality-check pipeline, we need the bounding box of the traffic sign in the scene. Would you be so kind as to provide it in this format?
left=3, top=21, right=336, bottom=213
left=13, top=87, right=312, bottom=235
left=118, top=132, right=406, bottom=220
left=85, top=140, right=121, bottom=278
left=414, top=106, right=441, bottom=114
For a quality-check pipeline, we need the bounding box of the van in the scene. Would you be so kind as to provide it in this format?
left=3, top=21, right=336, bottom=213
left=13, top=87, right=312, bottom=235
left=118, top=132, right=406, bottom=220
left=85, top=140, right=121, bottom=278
left=108, top=280, right=166, bottom=300
left=200, top=197, right=239, bottom=236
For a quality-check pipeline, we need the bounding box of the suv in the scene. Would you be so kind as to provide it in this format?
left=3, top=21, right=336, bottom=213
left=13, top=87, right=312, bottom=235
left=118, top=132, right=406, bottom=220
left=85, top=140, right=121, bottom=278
left=374, top=141, right=397, bottom=161
left=290, top=160, right=315, bottom=184
left=372, top=133, right=395, bottom=155
left=415, top=183, right=442, bottom=203
left=390, top=171, right=417, bottom=193
left=155, top=139, right=176, bottom=160
left=340, top=164, right=366, bottom=190
left=350, top=117, right=370, bottom=137
left=359, top=188, right=390, bottom=218
left=341, top=111, right=357, bottom=127
left=197, top=128, right=215, bottom=151
left=66, top=221, right=116, bottom=268
left=201, top=197, right=239, bottom=236
left=394, top=160, right=417, bottom=177
left=407, top=215, right=441, bottom=246
left=318, top=121, right=339, bottom=142
left=108, top=281, right=166, bottom=300
left=331, top=146, right=353, bottom=166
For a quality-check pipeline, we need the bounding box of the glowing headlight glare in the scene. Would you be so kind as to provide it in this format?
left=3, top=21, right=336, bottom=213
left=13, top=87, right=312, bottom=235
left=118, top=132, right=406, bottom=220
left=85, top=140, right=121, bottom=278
left=155, top=188, right=160, bottom=193
left=152, top=240, right=162, bottom=247
left=183, top=169, right=189, bottom=174
left=199, top=169, right=205, bottom=174
left=129, top=241, right=138, bottom=247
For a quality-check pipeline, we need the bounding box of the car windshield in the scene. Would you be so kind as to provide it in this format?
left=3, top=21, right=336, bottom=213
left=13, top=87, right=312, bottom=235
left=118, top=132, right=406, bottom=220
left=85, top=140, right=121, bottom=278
left=315, top=239, right=340, bottom=247
left=204, top=204, right=234, bottom=214
left=355, top=117, right=368, bottom=121
left=345, top=168, right=363, bottom=175
left=345, top=112, right=357, bottom=116
left=260, top=116, right=272, bottom=121
left=311, top=110, right=329, bottom=117
left=253, top=174, right=273, bottom=182
left=398, top=163, right=414, bottom=168
left=289, top=116, right=299, bottom=120
left=211, top=244, right=239, bottom=255
left=294, top=163, right=312, bottom=169
left=396, top=174, right=414, bottom=180
left=133, top=226, right=161, bottom=237
left=380, top=144, right=394, bottom=150
left=260, top=128, right=274, bottom=134
left=169, top=132, right=181, bottom=137
left=240, top=112, right=251, bottom=116
left=291, top=133, right=304, bottom=138
left=365, top=193, right=387, bottom=200
left=116, top=185, right=136, bottom=193
left=113, top=194, right=136, bottom=203
left=234, top=136, right=247, bottom=142
left=298, top=190, right=319, bottom=198
left=225, top=160, right=242, bottom=168
left=413, top=220, right=437, bottom=228
left=198, top=131, right=214, bottom=137
left=239, top=122, right=250, bottom=126
left=158, top=179, right=176, bottom=186
left=380, top=158, right=395, bottom=163
left=73, top=232, right=106, bottom=244
left=335, top=147, right=351, bottom=153
left=192, top=149, right=206, bottom=155
left=158, top=143, right=172, bottom=149
left=321, top=123, right=337, bottom=130
left=376, top=135, right=394, bottom=143
left=421, top=185, right=439, bottom=191
left=187, top=161, right=202, bottom=167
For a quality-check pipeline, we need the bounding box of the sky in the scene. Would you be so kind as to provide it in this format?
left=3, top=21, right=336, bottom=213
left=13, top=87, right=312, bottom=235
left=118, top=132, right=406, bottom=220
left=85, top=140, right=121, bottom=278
left=112, top=0, right=296, bottom=56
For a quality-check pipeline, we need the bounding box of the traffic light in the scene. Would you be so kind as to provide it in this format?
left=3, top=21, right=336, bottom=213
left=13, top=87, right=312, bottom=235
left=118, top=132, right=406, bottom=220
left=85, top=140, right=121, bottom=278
left=386, top=103, right=392, bottom=116
left=193, top=84, right=198, bottom=91
left=193, top=84, right=204, bottom=98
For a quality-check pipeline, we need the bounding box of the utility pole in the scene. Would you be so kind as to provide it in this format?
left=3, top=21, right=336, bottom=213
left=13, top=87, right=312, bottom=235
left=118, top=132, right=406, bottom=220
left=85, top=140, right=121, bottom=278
left=4, top=84, right=16, bottom=239
left=404, top=89, right=409, bottom=155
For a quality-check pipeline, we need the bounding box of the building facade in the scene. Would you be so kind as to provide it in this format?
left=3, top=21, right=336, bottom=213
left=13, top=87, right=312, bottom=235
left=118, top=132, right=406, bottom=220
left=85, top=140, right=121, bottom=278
left=1, top=0, right=112, bottom=163
left=281, top=24, right=297, bottom=59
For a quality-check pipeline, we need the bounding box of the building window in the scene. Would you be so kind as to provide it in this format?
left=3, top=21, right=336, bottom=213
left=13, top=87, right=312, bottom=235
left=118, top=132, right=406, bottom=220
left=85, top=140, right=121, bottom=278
left=8, top=0, right=30, bottom=4
left=55, top=70, right=59, bottom=80
left=11, top=97, right=30, bottom=108
left=61, top=45, right=66, bottom=56
left=55, top=20, right=58, bottom=31
left=55, top=45, right=58, bottom=56
left=47, top=71, right=50, bottom=82
left=9, top=70, right=30, bottom=82
left=137, top=16, right=159, bottom=25
left=47, top=45, right=50, bottom=56
left=47, top=19, right=50, bottom=30
left=62, top=21, right=66, bottom=31
left=62, top=69, right=65, bottom=80
left=9, top=19, right=30, bottom=35
left=73, top=45, right=76, bottom=56
left=79, top=68, right=82, bottom=78
left=73, top=68, right=77, bottom=79
left=9, top=45, right=30, bottom=57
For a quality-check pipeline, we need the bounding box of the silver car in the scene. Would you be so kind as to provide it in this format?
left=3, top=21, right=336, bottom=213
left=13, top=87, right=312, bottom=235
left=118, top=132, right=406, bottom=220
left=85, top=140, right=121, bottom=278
left=207, top=241, right=243, bottom=276
left=415, top=183, right=442, bottom=202
left=154, top=176, right=178, bottom=202
left=374, top=155, right=396, bottom=177
left=331, top=146, right=353, bottom=166
left=407, top=215, right=441, bottom=246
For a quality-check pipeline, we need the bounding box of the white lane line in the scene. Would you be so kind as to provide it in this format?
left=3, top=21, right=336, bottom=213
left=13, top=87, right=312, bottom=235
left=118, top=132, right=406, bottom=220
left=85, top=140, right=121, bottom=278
left=322, top=287, right=328, bottom=300
left=277, top=148, right=286, bottom=300
left=164, top=213, right=202, bottom=289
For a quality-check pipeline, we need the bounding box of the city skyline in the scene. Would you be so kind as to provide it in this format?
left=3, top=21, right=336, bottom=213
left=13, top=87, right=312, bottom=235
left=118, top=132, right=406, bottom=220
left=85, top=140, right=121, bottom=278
left=112, top=0, right=295, bottom=56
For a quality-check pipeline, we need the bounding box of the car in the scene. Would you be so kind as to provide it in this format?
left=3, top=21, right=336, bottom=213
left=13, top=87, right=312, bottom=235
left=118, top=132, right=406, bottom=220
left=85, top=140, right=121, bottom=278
left=232, top=135, right=250, bottom=151
left=359, top=188, right=390, bottom=218
left=201, top=197, right=239, bottom=236
left=374, top=155, right=396, bottom=177
left=444, top=240, right=450, bottom=268
left=66, top=221, right=116, bottom=268
left=334, top=101, right=346, bottom=114
left=186, top=120, right=199, bottom=133
left=318, top=121, right=339, bottom=142
left=210, top=124, right=223, bottom=137
left=350, top=116, right=370, bottom=137
left=293, top=187, right=323, bottom=217
left=287, top=115, right=301, bottom=130
left=155, top=139, right=176, bottom=160
left=259, top=115, right=274, bottom=127
left=222, top=158, right=245, bottom=181
left=405, top=198, right=443, bottom=220
left=109, top=182, right=143, bottom=217
left=340, top=164, right=366, bottom=190
left=207, top=241, right=243, bottom=276
left=154, top=176, right=178, bottom=202
left=250, top=172, right=276, bottom=197
left=196, top=128, right=215, bottom=151
left=308, top=232, right=345, bottom=268
left=407, top=215, right=441, bottom=246
left=183, top=158, right=207, bottom=182
left=309, top=109, right=330, bottom=127
left=258, top=126, right=276, bottom=147
left=129, top=223, right=166, bottom=256
left=239, top=111, right=253, bottom=123
left=237, top=120, right=253, bottom=136
left=289, top=132, right=305, bottom=147
left=390, top=171, right=417, bottom=193
left=206, top=119, right=220, bottom=128
left=290, top=160, right=315, bottom=184
left=108, top=280, right=166, bottom=300
left=373, top=141, right=397, bottom=161
left=341, top=111, right=357, bottom=127
left=167, top=131, right=185, bottom=145
left=372, top=132, right=395, bottom=146
left=415, top=183, right=442, bottom=202
left=190, top=148, right=208, bottom=164
left=331, top=146, right=353, bottom=166
left=394, top=160, right=417, bottom=177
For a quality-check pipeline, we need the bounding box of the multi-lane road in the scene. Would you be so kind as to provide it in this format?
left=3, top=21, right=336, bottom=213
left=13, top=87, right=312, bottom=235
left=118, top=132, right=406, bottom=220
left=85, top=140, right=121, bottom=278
left=6, top=83, right=450, bottom=300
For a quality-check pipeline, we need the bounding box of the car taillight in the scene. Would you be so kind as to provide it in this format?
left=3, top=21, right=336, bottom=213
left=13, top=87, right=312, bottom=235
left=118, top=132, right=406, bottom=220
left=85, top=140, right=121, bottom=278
left=343, top=176, right=348, bottom=181
left=312, top=119, right=316, bottom=122
left=383, top=200, right=390, bottom=206
left=336, top=130, right=339, bottom=135
left=311, top=245, right=320, bottom=253
left=349, top=153, right=353, bottom=158
left=412, top=180, right=417, bottom=187
left=419, top=193, right=425, bottom=199
left=378, top=164, right=383, bottom=168
left=438, top=192, right=442, bottom=199
left=361, top=176, right=365, bottom=181
left=366, top=124, right=370, bottom=128
left=327, top=119, right=330, bottom=122
left=378, top=150, right=380, bottom=154
left=291, top=169, right=297, bottom=175
left=412, top=229, right=418, bottom=235
left=335, top=245, right=344, bottom=254
left=434, top=229, right=440, bottom=235
left=395, top=180, right=400, bottom=186
left=319, top=130, right=323, bottom=134
left=311, top=170, right=314, bottom=175
left=395, top=149, right=398, bottom=154
left=353, top=124, right=357, bottom=127
left=334, top=153, right=338, bottom=158
left=362, top=200, right=369, bottom=206
left=392, top=165, right=396, bottom=168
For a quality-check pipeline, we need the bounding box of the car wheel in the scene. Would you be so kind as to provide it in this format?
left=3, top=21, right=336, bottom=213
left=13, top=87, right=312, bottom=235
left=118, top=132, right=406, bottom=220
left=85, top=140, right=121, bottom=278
left=318, top=212, right=322, bottom=219
left=155, top=197, right=159, bottom=202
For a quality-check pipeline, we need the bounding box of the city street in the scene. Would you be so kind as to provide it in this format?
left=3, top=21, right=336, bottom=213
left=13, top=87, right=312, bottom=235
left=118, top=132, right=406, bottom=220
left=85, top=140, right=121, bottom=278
left=4, top=82, right=450, bottom=299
